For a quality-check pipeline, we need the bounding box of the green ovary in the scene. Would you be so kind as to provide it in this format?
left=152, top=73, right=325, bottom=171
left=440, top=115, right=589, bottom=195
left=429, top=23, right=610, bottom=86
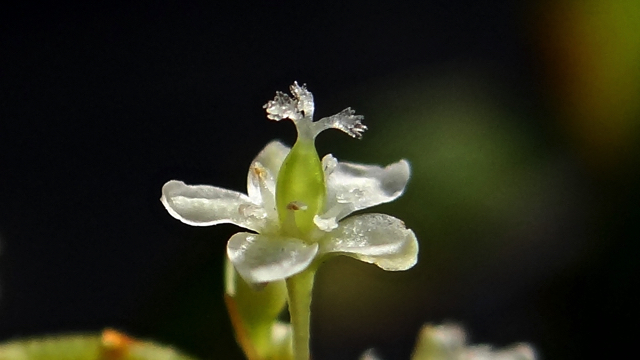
left=276, top=138, right=326, bottom=236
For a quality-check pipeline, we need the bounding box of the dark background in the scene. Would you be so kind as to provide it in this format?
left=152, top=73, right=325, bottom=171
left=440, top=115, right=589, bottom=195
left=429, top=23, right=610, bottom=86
left=1, top=1, right=639, bottom=359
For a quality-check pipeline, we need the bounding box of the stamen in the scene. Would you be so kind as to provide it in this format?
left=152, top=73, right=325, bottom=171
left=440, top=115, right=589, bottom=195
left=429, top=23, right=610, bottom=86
left=286, top=201, right=308, bottom=211
left=238, top=204, right=267, bottom=219
left=313, top=214, right=339, bottom=232
left=252, top=164, right=268, bottom=180
left=249, top=162, right=276, bottom=216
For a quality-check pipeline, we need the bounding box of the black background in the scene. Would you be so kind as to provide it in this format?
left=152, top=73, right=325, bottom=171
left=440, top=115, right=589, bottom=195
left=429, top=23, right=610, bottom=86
left=2, top=2, right=639, bottom=359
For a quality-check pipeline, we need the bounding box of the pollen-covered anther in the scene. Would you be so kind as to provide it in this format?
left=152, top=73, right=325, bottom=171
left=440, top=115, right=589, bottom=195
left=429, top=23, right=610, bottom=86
left=286, top=201, right=308, bottom=211
left=238, top=204, right=267, bottom=219
left=252, top=164, right=268, bottom=181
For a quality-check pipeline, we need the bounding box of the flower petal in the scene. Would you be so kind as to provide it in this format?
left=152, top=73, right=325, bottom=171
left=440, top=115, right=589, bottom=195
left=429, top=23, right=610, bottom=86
left=227, top=232, right=319, bottom=284
left=320, top=213, right=418, bottom=271
left=316, top=159, right=411, bottom=227
left=161, top=180, right=267, bottom=232
left=247, top=141, right=290, bottom=205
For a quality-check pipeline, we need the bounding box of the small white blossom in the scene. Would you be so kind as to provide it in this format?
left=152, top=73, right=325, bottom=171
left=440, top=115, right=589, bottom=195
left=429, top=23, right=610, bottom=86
left=161, top=83, right=418, bottom=285
left=410, top=324, right=537, bottom=360
left=361, top=324, right=536, bottom=360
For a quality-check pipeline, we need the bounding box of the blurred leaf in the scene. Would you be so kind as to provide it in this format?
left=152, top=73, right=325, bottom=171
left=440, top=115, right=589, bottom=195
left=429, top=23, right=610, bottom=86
left=0, top=329, right=197, bottom=360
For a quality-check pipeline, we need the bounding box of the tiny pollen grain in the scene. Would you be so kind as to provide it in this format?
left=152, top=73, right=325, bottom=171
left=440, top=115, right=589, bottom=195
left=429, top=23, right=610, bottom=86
left=252, top=165, right=267, bottom=181
left=287, top=201, right=308, bottom=211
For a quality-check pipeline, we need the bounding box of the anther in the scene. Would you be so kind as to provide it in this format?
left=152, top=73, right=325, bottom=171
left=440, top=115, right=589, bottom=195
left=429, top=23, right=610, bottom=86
left=286, top=201, right=308, bottom=211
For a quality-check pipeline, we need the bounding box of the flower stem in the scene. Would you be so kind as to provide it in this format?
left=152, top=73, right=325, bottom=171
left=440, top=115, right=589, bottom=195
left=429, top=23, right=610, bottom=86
left=285, top=266, right=316, bottom=360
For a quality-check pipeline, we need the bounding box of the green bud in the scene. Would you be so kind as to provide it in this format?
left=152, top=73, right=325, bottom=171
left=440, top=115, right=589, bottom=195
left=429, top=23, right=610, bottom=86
left=224, top=258, right=291, bottom=360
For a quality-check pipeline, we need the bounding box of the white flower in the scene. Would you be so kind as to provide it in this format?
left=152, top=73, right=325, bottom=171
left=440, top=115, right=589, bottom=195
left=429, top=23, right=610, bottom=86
left=362, top=324, right=536, bottom=360
left=161, top=82, right=418, bottom=285
left=410, top=324, right=537, bottom=360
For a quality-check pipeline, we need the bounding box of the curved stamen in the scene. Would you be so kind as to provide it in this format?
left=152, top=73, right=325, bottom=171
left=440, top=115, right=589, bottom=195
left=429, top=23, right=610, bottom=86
left=249, top=162, right=276, bottom=217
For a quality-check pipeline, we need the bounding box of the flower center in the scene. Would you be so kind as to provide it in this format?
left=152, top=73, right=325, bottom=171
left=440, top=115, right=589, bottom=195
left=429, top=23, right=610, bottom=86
left=264, top=82, right=367, bottom=237
left=275, top=137, right=325, bottom=236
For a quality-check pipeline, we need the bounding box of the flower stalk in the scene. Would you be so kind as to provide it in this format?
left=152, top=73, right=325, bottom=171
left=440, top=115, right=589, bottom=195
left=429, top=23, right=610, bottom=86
left=285, top=265, right=317, bottom=360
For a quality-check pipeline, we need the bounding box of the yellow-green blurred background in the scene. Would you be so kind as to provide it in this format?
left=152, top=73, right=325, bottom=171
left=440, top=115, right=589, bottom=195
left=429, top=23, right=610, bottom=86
left=1, top=1, right=639, bottom=359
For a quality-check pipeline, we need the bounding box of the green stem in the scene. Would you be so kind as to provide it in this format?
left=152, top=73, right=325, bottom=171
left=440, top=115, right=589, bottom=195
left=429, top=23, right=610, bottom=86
left=285, top=266, right=317, bottom=360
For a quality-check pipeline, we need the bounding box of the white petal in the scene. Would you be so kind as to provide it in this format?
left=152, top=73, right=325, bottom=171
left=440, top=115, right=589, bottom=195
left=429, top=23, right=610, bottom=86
left=320, top=159, right=411, bottom=224
left=320, top=213, right=418, bottom=271
left=161, top=180, right=267, bottom=232
left=227, top=232, right=319, bottom=284
left=247, top=141, right=290, bottom=204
